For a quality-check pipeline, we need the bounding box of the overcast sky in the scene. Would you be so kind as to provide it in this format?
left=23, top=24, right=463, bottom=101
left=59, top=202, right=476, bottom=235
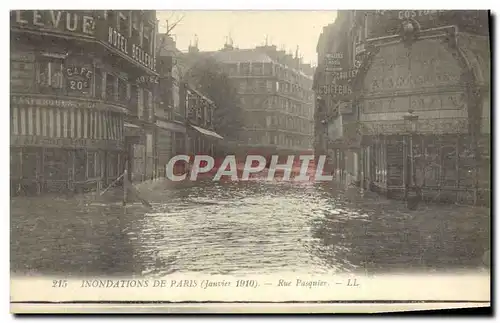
left=157, top=11, right=337, bottom=66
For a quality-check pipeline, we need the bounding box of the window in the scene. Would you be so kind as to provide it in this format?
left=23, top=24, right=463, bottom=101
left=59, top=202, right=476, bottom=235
left=118, top=78, right=128, bottom=104
left=255, top=80, right=266, bottom=92
left=145, top=89, right=153, bottom=121
left=240, top=63, right=250, bottom=75
left=143, top=24, right=152, bottom=52
left=238, top=80, right=247, bottom=93
left=137, top=87, right=144, bottom=118
left=107, top=152, right=118, bottom=178
left=252, top=62, right=263, bottom=75
left=11, top=53, right=35, bottom=92
left=142, top=89, right=153, bottom=120
left=36, top=58, right=64, bottom=92
left=94, top=68, right=103, bottom=99
left=263, top=63, right=273, bottom=75
left=172, top=83, right=180, bottom=112
left=132, top=12, right=140, bottom=43
left=87, top=151, right=96, bottom=178
left=266, top=80, right=274, bottom=92
left=105, top=73, right=116, bottom=101
left=118, top=11, right=129, bottom=35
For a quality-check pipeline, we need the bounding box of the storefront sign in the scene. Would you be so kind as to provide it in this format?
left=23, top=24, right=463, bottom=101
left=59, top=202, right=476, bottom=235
left=395, top=10, right=447, bottom=21
left=325, top=52, right=344, bottom=72
left=318, top=84, right=352, bottom=96
left=11, top=95, right=97, bottom=109
left=331, top=69, right=358, bottom=81
left=11, top=10, right=95, bottom=36
left=136, top=75, right=159, bottom=85
left=11, top=135, right=124, bottom=150
left=66, top=65, right=92, bottom=93
left=106, top=27, right=156, bottom=72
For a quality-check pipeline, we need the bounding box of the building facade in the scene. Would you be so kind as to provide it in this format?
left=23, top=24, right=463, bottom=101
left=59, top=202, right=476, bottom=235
left=207, top=44, right=315, bottom=158
left=155, top=34, right=220, bottom=177
left=10, top=10, right=158, bottom=195
left=315, top=10, right=491, bottom=206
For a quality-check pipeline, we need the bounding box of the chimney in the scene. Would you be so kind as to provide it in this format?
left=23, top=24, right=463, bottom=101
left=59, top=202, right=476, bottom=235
left=188, top=45, right=199, bottom=54
left=188, top=34, right=200, bottom=54
left=157, top=33, right=177, bottom=56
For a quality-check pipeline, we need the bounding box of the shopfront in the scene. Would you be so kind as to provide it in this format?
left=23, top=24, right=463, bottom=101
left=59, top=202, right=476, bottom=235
left=356, top=33, right=488, bottom=205
left=10, top=95, right=125, bottom=195
left=155, top=120, right=186, bottom=177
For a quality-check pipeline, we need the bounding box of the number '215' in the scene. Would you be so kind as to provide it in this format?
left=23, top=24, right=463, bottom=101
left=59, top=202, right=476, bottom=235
left=52, top=279, right=68, bottom=288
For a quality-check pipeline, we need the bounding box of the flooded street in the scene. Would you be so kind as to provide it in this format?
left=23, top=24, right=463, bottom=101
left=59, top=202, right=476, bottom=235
left=11, top=180, right=490, bottom=277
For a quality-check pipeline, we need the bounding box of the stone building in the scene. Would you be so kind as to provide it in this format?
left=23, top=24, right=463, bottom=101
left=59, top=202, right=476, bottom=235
left=315, top=10, right=490, bottom=205
left=10, top=10, right=159, bottom=194
left=155, top=34, right=220, bottom=177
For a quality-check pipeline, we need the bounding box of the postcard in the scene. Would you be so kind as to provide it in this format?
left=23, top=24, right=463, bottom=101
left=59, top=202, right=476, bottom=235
left=10, top=9, right=491, bottom=314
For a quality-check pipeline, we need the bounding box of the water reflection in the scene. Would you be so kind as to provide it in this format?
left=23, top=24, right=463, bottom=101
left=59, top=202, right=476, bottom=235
left=10, top=180, right=490, bottom=277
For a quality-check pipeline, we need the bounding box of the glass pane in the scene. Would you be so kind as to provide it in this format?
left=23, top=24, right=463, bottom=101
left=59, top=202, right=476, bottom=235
left=74, top=149, right=86, bottom=181
left=44, top=148, right=69, bottom=181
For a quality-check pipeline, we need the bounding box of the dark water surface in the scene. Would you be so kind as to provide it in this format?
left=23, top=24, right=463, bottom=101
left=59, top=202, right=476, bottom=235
left=11, top=179, right=490, bottom=277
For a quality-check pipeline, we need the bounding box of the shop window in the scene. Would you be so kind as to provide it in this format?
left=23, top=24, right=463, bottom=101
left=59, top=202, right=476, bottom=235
left=36, top=57, right=64, bottom=93
left=137, top=86, right=144, bottom=118
left=44, top=148, right=69, bottom=181
left=129, top=85, right=138, bottom=115
left=172, top=82, right=180, bottom=112
left=11, top=55, right=35, bottom=92
left=107, top=152, right=118, bottom=178
left=74, top=149, right=86, bottom=181
left=441, top=143, right=458, bottom=187
left=146, top=90, right=153, bottom=121
left=87, top=151, right=96, bottom=178
left=458, top=137, right=475, bottom=188
left=10, top=148, right=22, bottom=178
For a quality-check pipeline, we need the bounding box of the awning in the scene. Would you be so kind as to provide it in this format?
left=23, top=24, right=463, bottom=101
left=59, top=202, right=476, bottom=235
left=124, top=122, right=141, bottom=128
left=191, top=125, right=224, bottom=140
left=124, top=122, right=144, bottom=138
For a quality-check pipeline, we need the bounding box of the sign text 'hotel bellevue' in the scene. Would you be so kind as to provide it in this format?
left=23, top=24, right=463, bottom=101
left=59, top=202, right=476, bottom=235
left=107, top=26, right=156, bottom=72
left=11, top=11, right=156, bottom=73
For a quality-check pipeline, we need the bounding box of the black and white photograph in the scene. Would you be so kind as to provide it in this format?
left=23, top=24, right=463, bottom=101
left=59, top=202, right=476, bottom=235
left=9, top=8, right=491, bottom=314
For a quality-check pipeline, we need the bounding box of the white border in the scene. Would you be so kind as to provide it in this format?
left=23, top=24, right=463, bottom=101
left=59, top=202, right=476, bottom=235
left=3, top=2, right=496, bottom=322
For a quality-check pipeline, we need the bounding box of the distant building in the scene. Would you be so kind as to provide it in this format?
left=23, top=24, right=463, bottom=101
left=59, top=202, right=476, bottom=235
left=191, top=42, right=315, bottom=157
left=10, top=10, right=159, bottom=195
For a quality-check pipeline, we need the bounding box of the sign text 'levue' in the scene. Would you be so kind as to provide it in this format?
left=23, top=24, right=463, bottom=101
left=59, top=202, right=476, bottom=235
left=12, top=10, right=95, bottom=35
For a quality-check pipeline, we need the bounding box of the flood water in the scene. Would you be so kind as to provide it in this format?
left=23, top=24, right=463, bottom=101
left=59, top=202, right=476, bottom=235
left=10, top=179, right=490, bottom=277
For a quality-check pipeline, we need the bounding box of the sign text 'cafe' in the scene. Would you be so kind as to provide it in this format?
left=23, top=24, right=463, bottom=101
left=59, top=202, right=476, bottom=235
left=107, top=27, right=156, bottom=72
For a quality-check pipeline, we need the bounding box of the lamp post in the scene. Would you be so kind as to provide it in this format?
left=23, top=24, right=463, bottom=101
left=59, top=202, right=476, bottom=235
left=403, top=109, right=419, bottom=202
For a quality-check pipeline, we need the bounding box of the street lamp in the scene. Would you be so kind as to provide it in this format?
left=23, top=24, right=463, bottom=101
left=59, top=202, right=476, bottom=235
left=403, top=109, right=419, bottom=206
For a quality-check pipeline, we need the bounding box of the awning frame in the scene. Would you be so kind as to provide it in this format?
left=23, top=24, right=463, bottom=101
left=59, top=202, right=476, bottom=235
left=190, top=125, right=224, bottom=140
